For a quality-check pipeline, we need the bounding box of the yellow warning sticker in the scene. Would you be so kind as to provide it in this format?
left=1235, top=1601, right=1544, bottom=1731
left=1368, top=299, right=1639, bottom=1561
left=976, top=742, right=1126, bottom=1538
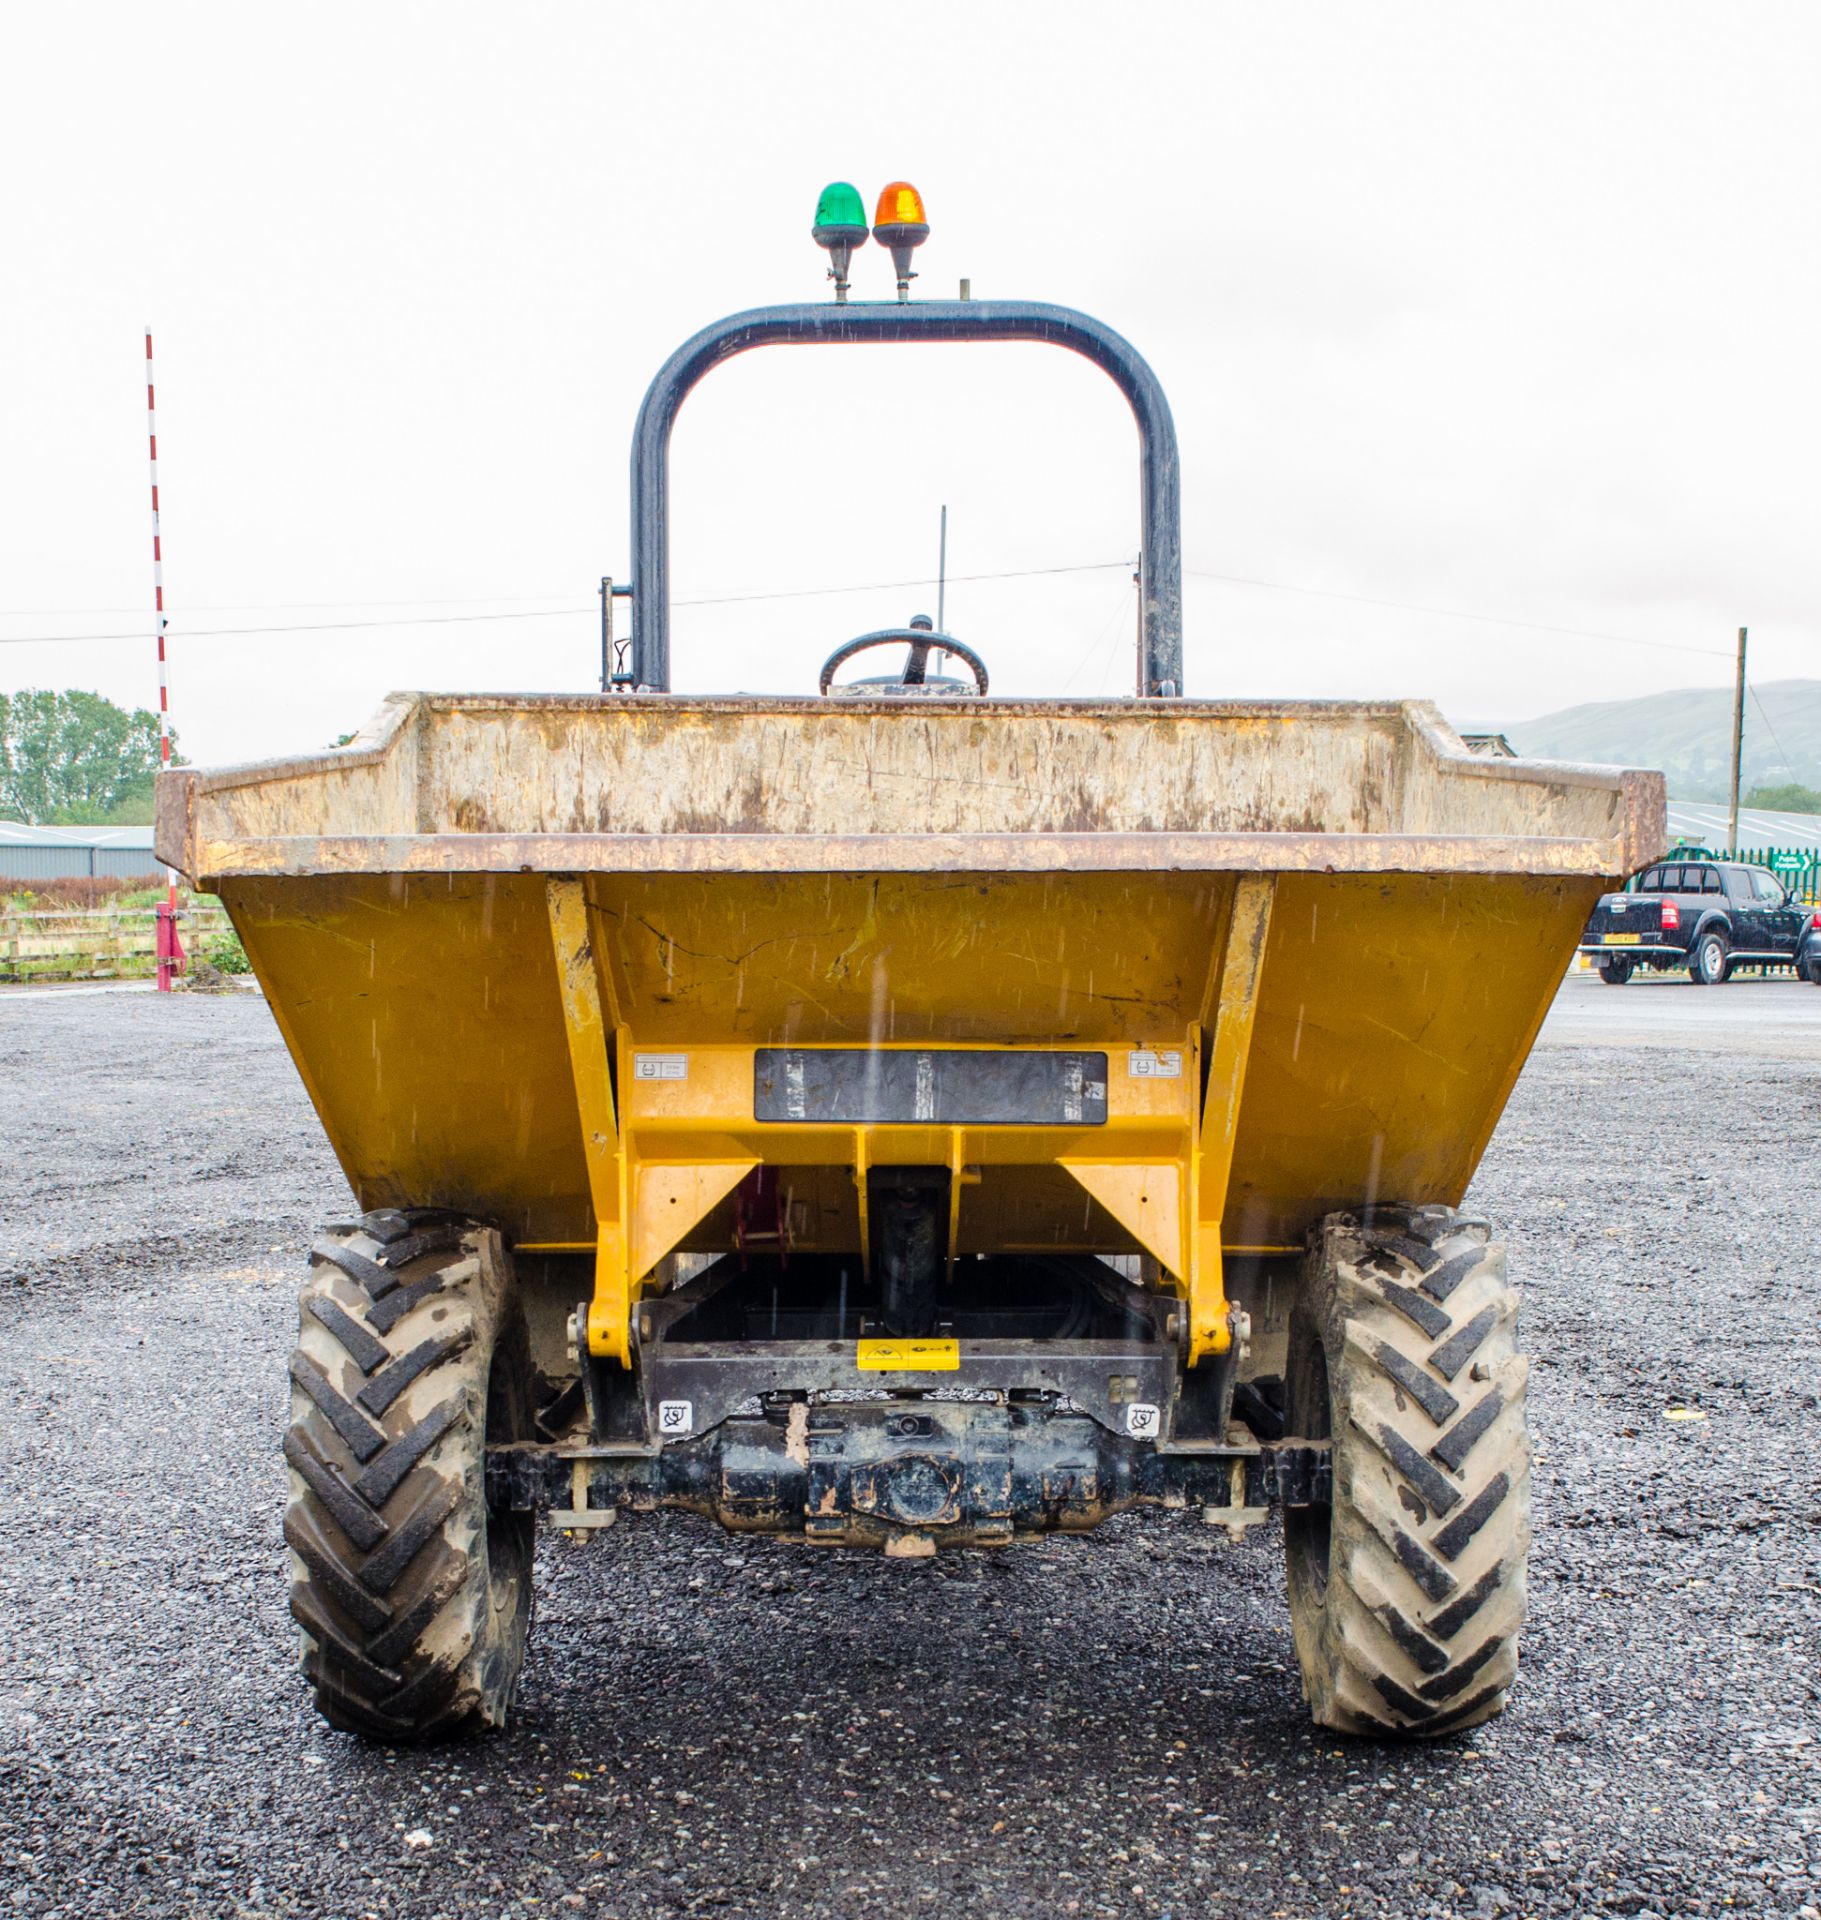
left=855, top=1338, right=960, bottom=1372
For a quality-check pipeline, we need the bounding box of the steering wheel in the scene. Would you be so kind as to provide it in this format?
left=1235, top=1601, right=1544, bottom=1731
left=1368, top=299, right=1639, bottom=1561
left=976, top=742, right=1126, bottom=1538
left=818, top=627, right=990, bottom=697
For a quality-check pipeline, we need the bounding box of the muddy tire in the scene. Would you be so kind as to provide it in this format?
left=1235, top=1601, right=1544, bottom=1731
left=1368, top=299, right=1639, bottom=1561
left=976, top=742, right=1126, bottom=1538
left=284, top=1210, right=536, bottom=1741
left=1283, top=1207, right=1530, bottom=1738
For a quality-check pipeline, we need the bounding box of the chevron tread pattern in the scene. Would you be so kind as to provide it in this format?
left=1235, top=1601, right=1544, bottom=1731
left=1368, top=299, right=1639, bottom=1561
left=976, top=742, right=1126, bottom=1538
left=1288, top=1210, right=1530, bottom=1740
left=284, top=1213, right=530, bottom=1742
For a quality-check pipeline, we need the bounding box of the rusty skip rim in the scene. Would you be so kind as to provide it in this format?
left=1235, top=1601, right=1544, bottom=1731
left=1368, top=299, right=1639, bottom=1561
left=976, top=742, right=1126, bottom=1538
left=152, top=692, right=1669, bottom=883
left=163, top=691, right=1666, bottom=802
left=173, top=829, right=1638, bottom=882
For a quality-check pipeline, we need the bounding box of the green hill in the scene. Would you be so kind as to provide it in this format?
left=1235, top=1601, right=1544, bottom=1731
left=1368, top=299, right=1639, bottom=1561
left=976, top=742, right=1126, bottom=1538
left=1489, top=679, right=1821, bottom=802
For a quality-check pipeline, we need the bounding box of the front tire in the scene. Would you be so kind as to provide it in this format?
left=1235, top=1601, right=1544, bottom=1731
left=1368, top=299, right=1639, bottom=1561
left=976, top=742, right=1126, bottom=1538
left=1689, top=929, right=1731, bottom=985
left=1284, top=1208, right=1531, bottom=1737
left=285, top=1210, right=535, bottom=1740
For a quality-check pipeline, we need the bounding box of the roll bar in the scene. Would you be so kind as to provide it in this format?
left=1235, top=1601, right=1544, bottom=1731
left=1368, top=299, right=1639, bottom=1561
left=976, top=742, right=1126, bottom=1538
left=628, top=300, right=1183, bottom=696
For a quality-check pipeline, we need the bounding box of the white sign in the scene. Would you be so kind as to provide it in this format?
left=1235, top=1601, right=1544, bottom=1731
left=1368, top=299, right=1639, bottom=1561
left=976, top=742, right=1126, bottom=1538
left=1124, top=1402, right=1161, bottom=1438
left=634, top=1054, right=688, bottom=1082
left=1128, top=1050, right=1182, bottom=1080
left=657, top=1399, right=694, bottom=1437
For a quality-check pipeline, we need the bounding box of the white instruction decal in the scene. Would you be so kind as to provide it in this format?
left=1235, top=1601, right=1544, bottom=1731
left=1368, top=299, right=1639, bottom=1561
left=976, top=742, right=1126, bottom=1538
left=657, top=1399, right=694, bottom=1437
left=634, top=1053, right=688, bottom=1082
left=1125, top=1402, right=1161, bottom=1438
left=913, top=1051, right=937, bottom=1121
left=1128, top=1050, right=1182, bottom=1079
left=783, top=1052, right=808, bottom=1120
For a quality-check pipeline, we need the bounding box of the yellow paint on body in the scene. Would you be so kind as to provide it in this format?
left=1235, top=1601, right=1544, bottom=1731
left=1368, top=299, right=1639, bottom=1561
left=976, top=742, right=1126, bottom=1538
left=1061, top=1162, right=1184, bottom=1274
left=220, top=863, right=1607, bottom=1367
left=630, top=1161, right=757, bottom=1278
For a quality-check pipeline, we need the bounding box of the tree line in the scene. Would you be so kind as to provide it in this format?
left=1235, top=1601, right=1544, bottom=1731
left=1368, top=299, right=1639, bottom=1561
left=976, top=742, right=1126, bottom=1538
left=1741, top=780, right=1821, bottom=814
left=0, top=690, right=175, bottom=825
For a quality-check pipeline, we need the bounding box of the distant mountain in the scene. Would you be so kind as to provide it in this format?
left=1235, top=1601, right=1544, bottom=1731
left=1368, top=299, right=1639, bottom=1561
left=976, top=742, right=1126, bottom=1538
left=1483, top=679, right=1821, bottom=802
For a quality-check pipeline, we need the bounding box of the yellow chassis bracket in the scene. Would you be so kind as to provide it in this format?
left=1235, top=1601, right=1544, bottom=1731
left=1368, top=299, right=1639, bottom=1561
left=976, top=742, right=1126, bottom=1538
left=1059, top=877, right=1275, bottom=1364
left=1060, top=1162, right=1184, bottom=1274
left=1190, top=874, right=1276, bottom=1363
left=550, top=875, right=1273, bottom=1369
left=546, top=882, right=631, bottom=1360
left=547, top=881, right=754, bottom=1365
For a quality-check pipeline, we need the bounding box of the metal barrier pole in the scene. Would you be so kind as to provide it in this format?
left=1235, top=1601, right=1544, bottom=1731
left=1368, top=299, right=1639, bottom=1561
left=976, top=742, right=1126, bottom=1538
left=145, top=329, right=181, bottom=992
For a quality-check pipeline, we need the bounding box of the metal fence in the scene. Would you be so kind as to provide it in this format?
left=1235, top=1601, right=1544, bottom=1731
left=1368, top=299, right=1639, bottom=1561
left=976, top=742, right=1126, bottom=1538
left=1663, top=843, right=1819, bottom=903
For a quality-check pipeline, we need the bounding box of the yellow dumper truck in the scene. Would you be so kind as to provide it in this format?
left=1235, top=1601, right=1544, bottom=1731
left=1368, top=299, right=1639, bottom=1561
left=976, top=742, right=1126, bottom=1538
left=159, top=189, right=1664, bottom=1745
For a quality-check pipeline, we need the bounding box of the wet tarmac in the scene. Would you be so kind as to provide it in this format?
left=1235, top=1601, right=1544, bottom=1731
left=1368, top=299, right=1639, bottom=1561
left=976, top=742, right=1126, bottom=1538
left=1, top=978, right=1817, bottom=1918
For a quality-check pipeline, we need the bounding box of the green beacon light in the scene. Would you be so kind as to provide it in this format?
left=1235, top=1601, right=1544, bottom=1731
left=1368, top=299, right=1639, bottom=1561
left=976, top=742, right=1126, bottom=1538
left=811, top=181, right=870, bottom=304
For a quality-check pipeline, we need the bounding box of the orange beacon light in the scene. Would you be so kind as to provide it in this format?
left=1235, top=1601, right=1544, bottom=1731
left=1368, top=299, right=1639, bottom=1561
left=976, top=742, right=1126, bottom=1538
left=873, top=181, right=929, bottom=301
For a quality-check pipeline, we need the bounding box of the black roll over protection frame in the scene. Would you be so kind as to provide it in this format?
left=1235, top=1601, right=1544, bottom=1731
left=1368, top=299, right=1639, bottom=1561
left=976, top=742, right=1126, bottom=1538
left=626, top=300, right=1184, bottom=698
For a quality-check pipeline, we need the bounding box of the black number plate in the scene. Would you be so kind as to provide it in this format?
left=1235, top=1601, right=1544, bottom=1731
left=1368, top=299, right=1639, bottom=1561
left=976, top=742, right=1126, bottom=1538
left=754, top=1049, right=1108, bottom=1125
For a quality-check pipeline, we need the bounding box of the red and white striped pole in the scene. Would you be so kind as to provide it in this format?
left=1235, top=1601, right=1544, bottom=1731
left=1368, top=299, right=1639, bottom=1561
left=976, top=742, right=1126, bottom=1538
left=146, top=328, right=183, bottom=991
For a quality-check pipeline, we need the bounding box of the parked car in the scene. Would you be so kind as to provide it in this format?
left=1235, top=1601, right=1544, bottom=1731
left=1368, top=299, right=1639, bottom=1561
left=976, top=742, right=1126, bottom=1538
left=1578, top=858, right=1817, bottom=984
left=1802, top=913, right=1821, bottom=985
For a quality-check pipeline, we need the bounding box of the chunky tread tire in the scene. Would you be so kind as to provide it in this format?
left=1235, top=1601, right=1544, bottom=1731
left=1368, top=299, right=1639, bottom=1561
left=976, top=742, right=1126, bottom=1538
left=1284, top=1207, right=1530, bottom=1738
left=285, top=1210, right=534, bottom=1741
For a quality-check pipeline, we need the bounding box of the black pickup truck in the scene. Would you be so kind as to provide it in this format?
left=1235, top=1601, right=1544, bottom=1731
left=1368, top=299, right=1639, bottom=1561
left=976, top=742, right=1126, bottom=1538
left=1579, top=857, right=1821, bottom=984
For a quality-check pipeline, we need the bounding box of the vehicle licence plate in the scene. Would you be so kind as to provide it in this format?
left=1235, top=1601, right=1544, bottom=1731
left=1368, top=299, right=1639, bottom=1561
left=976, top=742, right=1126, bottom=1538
left=1603, top=932, right=1641, bottom=944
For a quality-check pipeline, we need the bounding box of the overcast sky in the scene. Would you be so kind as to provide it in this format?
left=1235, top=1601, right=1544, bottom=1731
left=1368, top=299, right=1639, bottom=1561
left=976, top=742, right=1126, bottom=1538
left=2, top=1, right=1816, bottom=767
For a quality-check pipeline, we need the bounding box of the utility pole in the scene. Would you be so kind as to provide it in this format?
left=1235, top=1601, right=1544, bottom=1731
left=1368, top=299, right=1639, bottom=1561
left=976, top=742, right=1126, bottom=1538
left=1728, top=626, right=1747, bottom=855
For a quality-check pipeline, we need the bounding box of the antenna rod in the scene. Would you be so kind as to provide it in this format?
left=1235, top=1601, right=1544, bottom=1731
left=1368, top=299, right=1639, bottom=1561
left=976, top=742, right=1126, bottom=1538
left=937, top=504, right=947, bottom=632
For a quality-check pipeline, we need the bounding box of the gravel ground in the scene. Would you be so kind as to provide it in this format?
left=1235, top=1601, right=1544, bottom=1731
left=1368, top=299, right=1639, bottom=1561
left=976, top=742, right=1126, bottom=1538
left=1, top=975, right=1817, bottom=1919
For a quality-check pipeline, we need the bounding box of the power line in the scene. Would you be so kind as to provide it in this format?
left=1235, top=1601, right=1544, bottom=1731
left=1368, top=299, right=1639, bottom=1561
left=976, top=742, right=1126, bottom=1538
left=0, top=559, right=1126, bottom=623
left=1184, top=566, right=1737, bottom=661
left=0, top=605, right=595, bottom=646
left=0, top=558, right=1793, bottom=672
left=1059, top=574, right=1144, bottom=694
left=0, top=560, right=1133, bottom=645
left=0, top=591, right=590, bottom=617
left=674, top=560, right=1128, bottom=608
left=1746, top=679, right=1801, bottom=783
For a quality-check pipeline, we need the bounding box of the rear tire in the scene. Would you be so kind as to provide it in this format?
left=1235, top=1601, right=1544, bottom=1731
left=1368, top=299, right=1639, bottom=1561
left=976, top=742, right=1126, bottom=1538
left=285, top=1210, right=535, bottom=1741
left=1689, top=929, right=1731, bottom=985
left=1284, top=1208, right=1530, bottom=1738
left=1597, top=957, right=1634, bottom=984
